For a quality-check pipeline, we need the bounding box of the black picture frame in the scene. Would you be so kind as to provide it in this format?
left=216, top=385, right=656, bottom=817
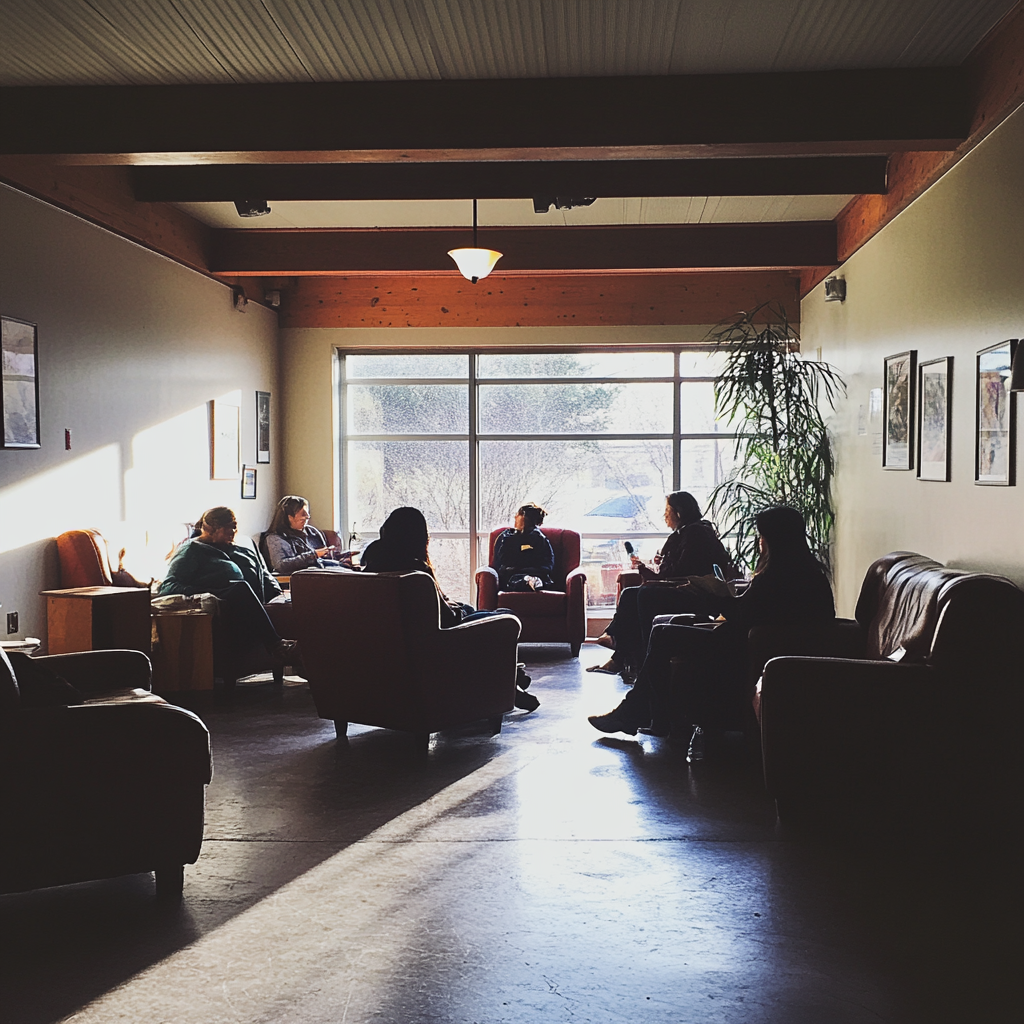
left=1, top=315, right=40, bottom=449
left=883, top=350, right=916, bottom=470
left=975, top=339, right=1017, bottom=486
left=241, top=465, right=257, bottom=499
left=256, top=390, right=270, bottom=464
left=917, top=357, right=952, bottom=482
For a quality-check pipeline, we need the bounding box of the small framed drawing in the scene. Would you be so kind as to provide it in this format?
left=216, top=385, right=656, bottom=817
left=883, top=350, right=916, bottom=470
left=256, top=390, right=270, bottom=464
left=211, top=399, right=240, bottom=479
left=917, top=357, right=952, bottom=481
left=241, top=465, right=257, bottom=499
left=976, top=339, right=1017, bottom=486
left=1, top=316, right=40, bottom=449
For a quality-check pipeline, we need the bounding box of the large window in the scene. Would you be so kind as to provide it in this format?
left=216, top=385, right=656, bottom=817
left=339, top=350, right=737, bottom=606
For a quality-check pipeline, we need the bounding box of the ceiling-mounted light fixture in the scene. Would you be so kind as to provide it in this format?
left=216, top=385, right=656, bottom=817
left=448, top=199, right=502, bottom=283
left=234, top=200, right=271, bottom=218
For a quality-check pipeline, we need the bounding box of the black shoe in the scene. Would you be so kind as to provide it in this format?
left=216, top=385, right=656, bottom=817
left=516, top=663, right=532, bottom=690
left=638, top=721, right=670, bottom=738
left=585, top=657, right=622, bottom=675
left=515, top=689, right=540, bottom=712
left=587, top=711, right=638, bottom=736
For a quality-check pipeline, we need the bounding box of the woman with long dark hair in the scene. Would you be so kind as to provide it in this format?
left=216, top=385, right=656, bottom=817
left=361, top=507, right=511, bottom=627
left=588, top=506, right=834, bottom=745
left=588, top=490, right=738, bottom=680
left=361, top=507, right=537, bottom=708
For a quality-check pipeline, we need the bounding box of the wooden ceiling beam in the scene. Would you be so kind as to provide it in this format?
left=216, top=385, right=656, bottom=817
left=132, top=155, right=887, bottom=202
left=277, top=272, right=801, bottom=330
left=2, top=68, right=966, bottom=164
left=211, top=223, right=836, bottom=276
left=804, top=1, right=1024, bottom=295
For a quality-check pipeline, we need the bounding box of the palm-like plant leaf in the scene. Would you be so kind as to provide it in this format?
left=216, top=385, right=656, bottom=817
left=707, top=303, right=845, bottom=572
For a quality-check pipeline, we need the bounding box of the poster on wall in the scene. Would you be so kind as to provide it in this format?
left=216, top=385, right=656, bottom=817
left=917, top=357, right=952, bottom=482
left=256, top=390, right=270, bottom=464
left=211, top=399, right=240, bottom=480
left=241, top=465, right=257, bottom=499
left=883, top=350, right=916, bottom=470
left=975, top=339, right=1016, bottom=486
left=1, top=316, right=40, bottom=449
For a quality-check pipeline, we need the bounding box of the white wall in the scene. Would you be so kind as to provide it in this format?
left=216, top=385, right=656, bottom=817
left=802, top=104, right=1024, bottom=615
left=280, top=323, right=716, bottom=534
left=0, top=185, right=279, bottom=647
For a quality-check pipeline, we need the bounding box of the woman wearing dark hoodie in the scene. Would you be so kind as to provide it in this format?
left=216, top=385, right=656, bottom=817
left=589, top=491, right=738, bottom=679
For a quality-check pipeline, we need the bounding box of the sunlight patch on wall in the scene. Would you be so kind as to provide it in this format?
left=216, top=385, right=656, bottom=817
left=0, top=444, right=121, bottom=554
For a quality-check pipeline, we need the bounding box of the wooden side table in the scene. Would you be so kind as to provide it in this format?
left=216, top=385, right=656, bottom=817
left=41, top=586, right=151, bottom=655
left=151, top=610, right=214, bottom=693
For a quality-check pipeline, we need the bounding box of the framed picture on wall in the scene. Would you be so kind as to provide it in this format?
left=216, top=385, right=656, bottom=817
left=975, top=339, right=1017, bottom=486
left=883, top=350, right=916, bottom=470
left=241, top=465, right=257, bottom=499
left=256, top=390, right=270, bottom=464
left=917, top=357, right=952, bottom=482
left=210, top=398, right=240, bottom=480
left=1, top=315, right=40, bottom=449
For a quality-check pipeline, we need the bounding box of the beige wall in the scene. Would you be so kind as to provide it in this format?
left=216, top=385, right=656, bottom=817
left=802, top=104, right=1024, bottom=616
left=279, top=323, right=716, bottom=535
left=0, top=185, right=279, bottom=647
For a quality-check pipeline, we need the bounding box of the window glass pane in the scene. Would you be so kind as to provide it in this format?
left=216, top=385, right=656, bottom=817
left=479, top=439, right=673, bottom=533
left=347, top=384, right=467, bottom=434
left=478, top=352, right=672, bottom=378
left=478, top=382, right=672, bottom=434
left=679, top=438, right=739, bottom=512
left=347, top=440, right=468, bottom=532
left=428, top=538, right=470, bottom=605
left=679, top=381, right=728, bottom=433
left=345, top=354, right=467, bottom=378
left=678, top=351, right=727, bottom=378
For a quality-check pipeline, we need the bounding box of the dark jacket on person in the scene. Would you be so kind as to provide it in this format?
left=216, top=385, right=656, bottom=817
left=640, top=519, right=738, bottom=581
left=719, top=558, right=835, bottom=635
left=265, top=525, right=334, bottom=574
left=159, top=539, right=282, bottom=603
left=492, top=526, right=556, bottom=588
left=359, top=540, right=463, bottom=627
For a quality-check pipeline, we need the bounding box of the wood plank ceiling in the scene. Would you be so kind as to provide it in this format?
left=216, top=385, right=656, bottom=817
left=1, top=0, right=1022, bottom=328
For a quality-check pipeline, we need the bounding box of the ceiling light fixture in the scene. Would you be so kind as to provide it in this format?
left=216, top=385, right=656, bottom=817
left=234, top=200, right=271, bottom=218
left=448, top=199, right=502, bottom=283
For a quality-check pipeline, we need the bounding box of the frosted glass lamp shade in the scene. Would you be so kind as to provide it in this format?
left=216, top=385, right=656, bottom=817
left=448, top=247, right=503, bottom=283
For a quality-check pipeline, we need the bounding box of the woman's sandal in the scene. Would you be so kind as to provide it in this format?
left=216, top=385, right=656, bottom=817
left=585, top=657, right=622, bottom=674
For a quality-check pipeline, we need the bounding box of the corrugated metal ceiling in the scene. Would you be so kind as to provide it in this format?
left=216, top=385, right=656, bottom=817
left=0, top=0, right=1016, bottom=87
left=176, top=194, right=854, bottom=229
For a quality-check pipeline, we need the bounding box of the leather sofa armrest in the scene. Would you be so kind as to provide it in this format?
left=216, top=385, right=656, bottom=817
left=30, top=649, right=153, bottom=695
left=759, top=656, right=939, bottom=804
left=0, top=701, right=212, bottom=785
left=475, top=566, right=499, bottom=609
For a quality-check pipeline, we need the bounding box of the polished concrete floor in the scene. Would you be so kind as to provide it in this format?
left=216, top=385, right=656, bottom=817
left=1, top=646, right=1019, bottom=1023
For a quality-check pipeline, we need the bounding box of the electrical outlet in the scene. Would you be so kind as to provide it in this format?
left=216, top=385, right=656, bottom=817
left=6, top=611, right=18, bottom=635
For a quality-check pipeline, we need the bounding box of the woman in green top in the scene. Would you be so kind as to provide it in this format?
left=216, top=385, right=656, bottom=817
left=160, top=507, right=295, bottom=663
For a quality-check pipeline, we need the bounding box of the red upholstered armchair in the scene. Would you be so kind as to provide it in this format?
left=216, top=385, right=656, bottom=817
left=475, top=527, right=588, bottom=656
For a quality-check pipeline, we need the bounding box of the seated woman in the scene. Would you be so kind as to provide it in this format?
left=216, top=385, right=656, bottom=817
left=588, top=506, right=835, bottom=745
left=264, top=495, right=351, bottom=575
left=361, top=507, right=536, bottom=709
left=589, top=491, right=738, bottom=679
left=159, top=506, right=295, bottom=666
left=491, top=503, right=556, bottom=591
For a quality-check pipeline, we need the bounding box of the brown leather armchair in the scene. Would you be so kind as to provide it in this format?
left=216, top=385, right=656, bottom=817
left=475, top=527, right=588, bottom=656
left=56, top=528, right=147, bottom=588
left=758, top=552, right=1024, bottom=827
left=0, top=646, right=211, bottom=900
left=291, top=568, right=521, bottom=736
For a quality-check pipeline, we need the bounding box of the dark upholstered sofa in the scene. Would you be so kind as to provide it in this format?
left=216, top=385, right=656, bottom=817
left=291, top=568, right=521, bottom=737
left=758, top=552, right=1024, bottom=828
left=0, top=647, right=212, bottom=899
